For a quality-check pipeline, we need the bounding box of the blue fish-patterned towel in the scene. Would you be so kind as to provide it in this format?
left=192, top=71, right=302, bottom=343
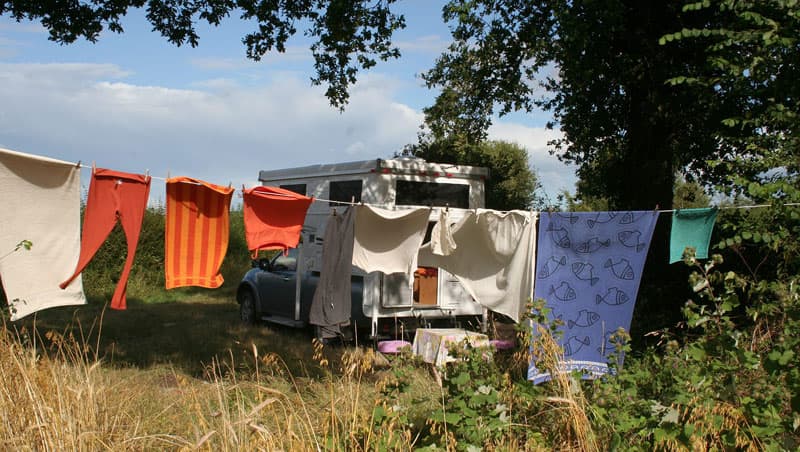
left=528, top=211, right=658, bottom=384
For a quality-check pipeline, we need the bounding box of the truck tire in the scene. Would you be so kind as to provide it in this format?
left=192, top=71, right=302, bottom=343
left=239, top=289, right=257, bottom=325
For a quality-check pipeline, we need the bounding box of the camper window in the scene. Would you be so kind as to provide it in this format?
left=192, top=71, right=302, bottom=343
left=395, top=180, right=469, bottom=208
left=329, top=180, right=362, bottom=206
left=280, top=184, right=307, bottom=196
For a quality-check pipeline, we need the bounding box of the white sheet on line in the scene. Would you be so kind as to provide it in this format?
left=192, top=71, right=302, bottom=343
left=419, top=209, right=537, bottom=322
left=0, top=148, right=86, bottom=320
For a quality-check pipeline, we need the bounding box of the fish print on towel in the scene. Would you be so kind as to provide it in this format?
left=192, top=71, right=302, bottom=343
left=618, top=230, right=647, bottom=252
left=546, top=223, right=571, bottom=248
left=604, top=258, right=635, bottom=280
left=538, top=256, right=567, bottom=279
left=575, top=237, right=611, bottom=254
left=549, top=281, right=577, bottom=302
left=556, top=212, right=580, bottom=224
left=571, top=262, right=599, bottom=286
left=596, top=287, right=630, bottom=306
left=564, top=336, right=591, bottom=356
left=617, top=211, right=638, bottom=225
left=530, top=211, right=658, bottom=384
left=568, top=309, right=601, bottom=329
left=586, top=212, right=617, bottom=229
left=596, top=331, right=615, bottom=356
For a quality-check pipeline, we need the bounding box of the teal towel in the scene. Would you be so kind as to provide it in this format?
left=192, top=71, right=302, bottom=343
left=670, top=207, right=718, bottom=263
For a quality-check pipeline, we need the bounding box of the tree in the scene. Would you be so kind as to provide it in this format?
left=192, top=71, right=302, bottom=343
left=664, top=0, right=800, bottom=192
left=422, top=1, right=745, bottom=211
left=0, top=0, right=405, bottom=109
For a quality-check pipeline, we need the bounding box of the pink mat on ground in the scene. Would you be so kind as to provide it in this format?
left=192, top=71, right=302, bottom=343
left=490, top=339, right=516, bottom=350
left=377, top=340, right=411, bottom=354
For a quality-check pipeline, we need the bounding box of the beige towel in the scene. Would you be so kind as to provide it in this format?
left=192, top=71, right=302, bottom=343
left=352, top=205, right=430, bottom=275
left=419, top=209, right=537, bottom=322
left=0, top=148, right=86, bottom=320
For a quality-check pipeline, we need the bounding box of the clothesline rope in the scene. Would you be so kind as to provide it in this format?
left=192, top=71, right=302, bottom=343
left=74, top=163, right=798, bottom=213
left=658, top=202, right=800, bottom=213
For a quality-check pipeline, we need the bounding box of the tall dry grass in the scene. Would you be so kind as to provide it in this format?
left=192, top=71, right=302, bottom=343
left=530, top=323, right=599, bottom=452
left=0, top=319, right=145, bottom=449
left=0, top=317, right=417, bottom=450
left=0, top=299, right=596, bottom=451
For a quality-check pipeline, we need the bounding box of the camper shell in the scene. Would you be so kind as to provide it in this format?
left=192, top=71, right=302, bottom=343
left=236, top=158, right=491, bottom=339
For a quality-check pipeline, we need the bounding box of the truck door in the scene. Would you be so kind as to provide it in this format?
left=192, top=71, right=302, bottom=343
left=256, top=248, right=298, bottom=318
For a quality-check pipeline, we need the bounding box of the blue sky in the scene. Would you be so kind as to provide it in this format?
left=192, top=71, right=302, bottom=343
left=0, top=2, right=576, bottom=204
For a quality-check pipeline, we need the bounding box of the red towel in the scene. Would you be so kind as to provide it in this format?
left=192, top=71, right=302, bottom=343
left=60, top=168, right=150, bottom=310
left=165, top=177, right=234, bottom=289
left=243, top=185, right=312, bottom=253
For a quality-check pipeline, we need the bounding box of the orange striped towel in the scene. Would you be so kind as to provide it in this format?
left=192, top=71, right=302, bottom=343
left=165, top=177, right=234, bottom=289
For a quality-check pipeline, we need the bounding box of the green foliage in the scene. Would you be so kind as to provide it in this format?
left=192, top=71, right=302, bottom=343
left=673, top=176, right=712, bottom=209
left=430, top=343, right=511, bottom=450
left=554, top=190, right=610, bottom=212
left=663, top=0, right=800, bottom=192
left=0, top=239, right=33, bottom=262
left=0, top=0, right=405, bottom=109
left=363, top=352, right=419, bottom=451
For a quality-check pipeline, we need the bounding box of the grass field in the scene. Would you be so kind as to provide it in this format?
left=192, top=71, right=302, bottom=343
left=13, top=295, right=327, bottom=378
left=3, top=294, right=441, bottom=450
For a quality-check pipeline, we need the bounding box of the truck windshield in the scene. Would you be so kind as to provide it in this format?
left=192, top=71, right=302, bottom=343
left=395, top=180, right=469, bottom=208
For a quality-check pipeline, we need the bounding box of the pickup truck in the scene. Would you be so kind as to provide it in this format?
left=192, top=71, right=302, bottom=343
left=235, top=248, right=367, bottom=338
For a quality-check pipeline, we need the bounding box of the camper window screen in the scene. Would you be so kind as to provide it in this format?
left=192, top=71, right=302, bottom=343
left=395, top=180, right=469, bottom=208
left=329, top=180, right=362, bottom=206
left=280, top=184, right=307, bottom=196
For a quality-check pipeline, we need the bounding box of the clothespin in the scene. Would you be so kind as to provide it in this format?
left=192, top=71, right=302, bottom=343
left=332, top=207, right=337, bottom=216
left=75, top=160, right=81, bottom=169
left=167, top=170, right=171, bottom=180
left=91, top=161, right=96, bottom=174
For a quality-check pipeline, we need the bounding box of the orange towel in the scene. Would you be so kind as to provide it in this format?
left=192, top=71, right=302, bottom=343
left=243, top=185, right=313, bottom=254
left=165, top=177, right=234, bottom=289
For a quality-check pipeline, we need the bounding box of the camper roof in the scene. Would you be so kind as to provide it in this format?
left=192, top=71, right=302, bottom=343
left=259, top=158, right=490, bottom=183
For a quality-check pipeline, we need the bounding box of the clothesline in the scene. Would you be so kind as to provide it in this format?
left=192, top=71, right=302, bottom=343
left=73, top=162, right=798, bottom=214
left=657, top=202, right=800, bottom=213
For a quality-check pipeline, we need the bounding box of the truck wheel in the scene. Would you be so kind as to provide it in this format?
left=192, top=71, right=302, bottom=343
left=239, top=289, right=257, bottom=325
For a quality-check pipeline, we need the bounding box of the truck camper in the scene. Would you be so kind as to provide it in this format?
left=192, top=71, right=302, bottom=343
left=236, top=158, right=491, bottom=340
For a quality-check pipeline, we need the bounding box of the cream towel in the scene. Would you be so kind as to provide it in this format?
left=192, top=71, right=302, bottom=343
left=0, top=148, right=86, bottom=320
left=419, top=209, right=537, bottom=322
left=352, top=205, right=430, bottom=275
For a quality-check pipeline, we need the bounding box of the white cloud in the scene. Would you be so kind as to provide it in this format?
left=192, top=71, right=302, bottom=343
left=0, top=62, right=423, bottom=200
left=0, top=60, right=576, bottom=206
left=396, top=35, right=449, bottom=54
left=487, top=121, right=578, bottom=200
